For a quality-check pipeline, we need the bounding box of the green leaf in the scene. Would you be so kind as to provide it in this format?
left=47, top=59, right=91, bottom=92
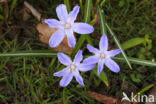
left=97, top=6, right=107, bottom=34
left=106, top=23, right=132, bottom=69
left=121, top=38, right=144, bottom=50
left=92, top=65, right=109, bottom=87
left=71, top=0, right=93, bottom=57
left=113, top=57, right=156, bottom=67
left=130, top=74, right=141, bottom=83
left=64, top=0, right=70, bottom=12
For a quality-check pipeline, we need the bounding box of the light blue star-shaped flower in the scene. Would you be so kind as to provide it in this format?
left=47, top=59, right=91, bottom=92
left=83, top=34, right=122, bottom=75
left=44, top=4, right=94, bottom=48
left=53, top=50, right=95, bottom=87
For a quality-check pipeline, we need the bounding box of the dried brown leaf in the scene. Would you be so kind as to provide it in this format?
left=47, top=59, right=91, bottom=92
left=0, top=0, right=7, bottom=3
left=36, top=23, right=73, bottom=54
left=87, top=91, right=118, bottom=104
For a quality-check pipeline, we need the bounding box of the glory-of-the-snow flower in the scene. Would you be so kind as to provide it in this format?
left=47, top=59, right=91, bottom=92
left=44, top=4, right=94, bottom=48
left=53, top=50, right=95, bottom=87
left=83, top=34, right=122, bottom=75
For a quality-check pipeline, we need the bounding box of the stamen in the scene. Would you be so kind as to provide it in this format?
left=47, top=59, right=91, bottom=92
left=70, top=65, right=75, bottom=70
left=65, top=24, right=70, bottom=28
left=100, top=54, right=105, bottom=58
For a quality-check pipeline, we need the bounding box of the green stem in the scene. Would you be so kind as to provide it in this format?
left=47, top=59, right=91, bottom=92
left=63, top=87, right=66, bottom=104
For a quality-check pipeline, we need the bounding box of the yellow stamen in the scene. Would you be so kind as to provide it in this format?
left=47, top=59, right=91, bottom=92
left=65, top=24, right=70, bottom=28
left=70, top=65, right=75, bottom=70
left=101, top=54, right=105, bottom=58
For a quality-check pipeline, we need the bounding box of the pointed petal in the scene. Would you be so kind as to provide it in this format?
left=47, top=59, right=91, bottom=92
left=53, top=67, right=69, bottom=77
left=73, top=23, right=94, bottom=34
left=74, top=50, right=83, bottom=63
left=66, top=29, right=76, bottom=48
left=107, top=49, right=122, bottom=57
left=87, top=44, right=99, bottom=54
left=83, top=56, right=99, bottom=65
left=105, top=58, right=120, bottom=73
left=56, top=4, right=68, bottom=21
left=98, top=60, right=104, bottom=75
left=49, top=29, right=65, bottom=48
left=44, top=19, right=60, bottom=28
left=79, top=64, right=95, bottom=72
left=68, top=6, right=80, bottom=22
left=60, top=71, right=73, bottom=87
left=99, top=34, right=108, bottom=51
left=73, top=69, right=84, bottom=86
left=57, top=53, right=72, bottom=65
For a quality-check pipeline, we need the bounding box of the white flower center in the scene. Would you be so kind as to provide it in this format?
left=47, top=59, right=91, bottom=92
left=70, top=65, right=75, bottom=70
left=65, top=24, right=70, bottom=29
left=100, top=53, right=105, bottom=59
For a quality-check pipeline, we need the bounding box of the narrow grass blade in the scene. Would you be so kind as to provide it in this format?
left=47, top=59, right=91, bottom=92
left=135, top=84, right=154, bottom=97
left=113, top=57, right=156, bottom=67
left=97, top=6, right=107, bottom=34
left=92, top=65, right=109, bottom=87
left=106, top=23, right=132, bottom=69
left=71, top=36, right=86, bottom=58
left=83, top=0, right=92, bottom=23
left=100, top=0, right=107, bottom=7
left=79, top=0, right=83, bottom=14
left=71, top=0, right=93, bottom=57
left=9, top=0, right=17, bottom=19
left=64, top=0, right=70, bottom=12
left=0, top=50, right=57, bottom=57
left=83, top=0, right=93, bottom=45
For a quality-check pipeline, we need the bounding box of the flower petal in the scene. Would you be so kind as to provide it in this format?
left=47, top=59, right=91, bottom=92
left=87, top=44, right=99, bottom=54
left=73, top=23, right=94, bottom=34
left=44, top=19, right=60, bottom=28
left=57, top=52, right=72, bottom=65
left=83, top=56, right=99, bottom=65
left=98, top=60, right=104, bottom=75
left=60, top=71, right=73, bottom=87
left=73, top=69, right=84, bottom=86
left=74, top=50, right=83, bottom=63
left=105, top=58, right=120, bottom=73
left=56, top=4, right=68, bottom=21
left=99, top=34, right=108, bottom=51
left=107, top=49, right=122, bottom=57
left=49, top=29, right=65, bottom=48
left=53, top=67, right=69, bottom=77
left=68, top=6, right=80, bottom=22
left=66, top=29, right=76, bottom=48
left=79, top=64, right=95, bottom=72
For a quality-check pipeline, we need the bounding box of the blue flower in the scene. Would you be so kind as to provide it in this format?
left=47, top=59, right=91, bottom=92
left=53, top=50, right=95, bottom=87
left=44, top=4, right=94, bottom=48
left=83, top=34, right=122, bottom=75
